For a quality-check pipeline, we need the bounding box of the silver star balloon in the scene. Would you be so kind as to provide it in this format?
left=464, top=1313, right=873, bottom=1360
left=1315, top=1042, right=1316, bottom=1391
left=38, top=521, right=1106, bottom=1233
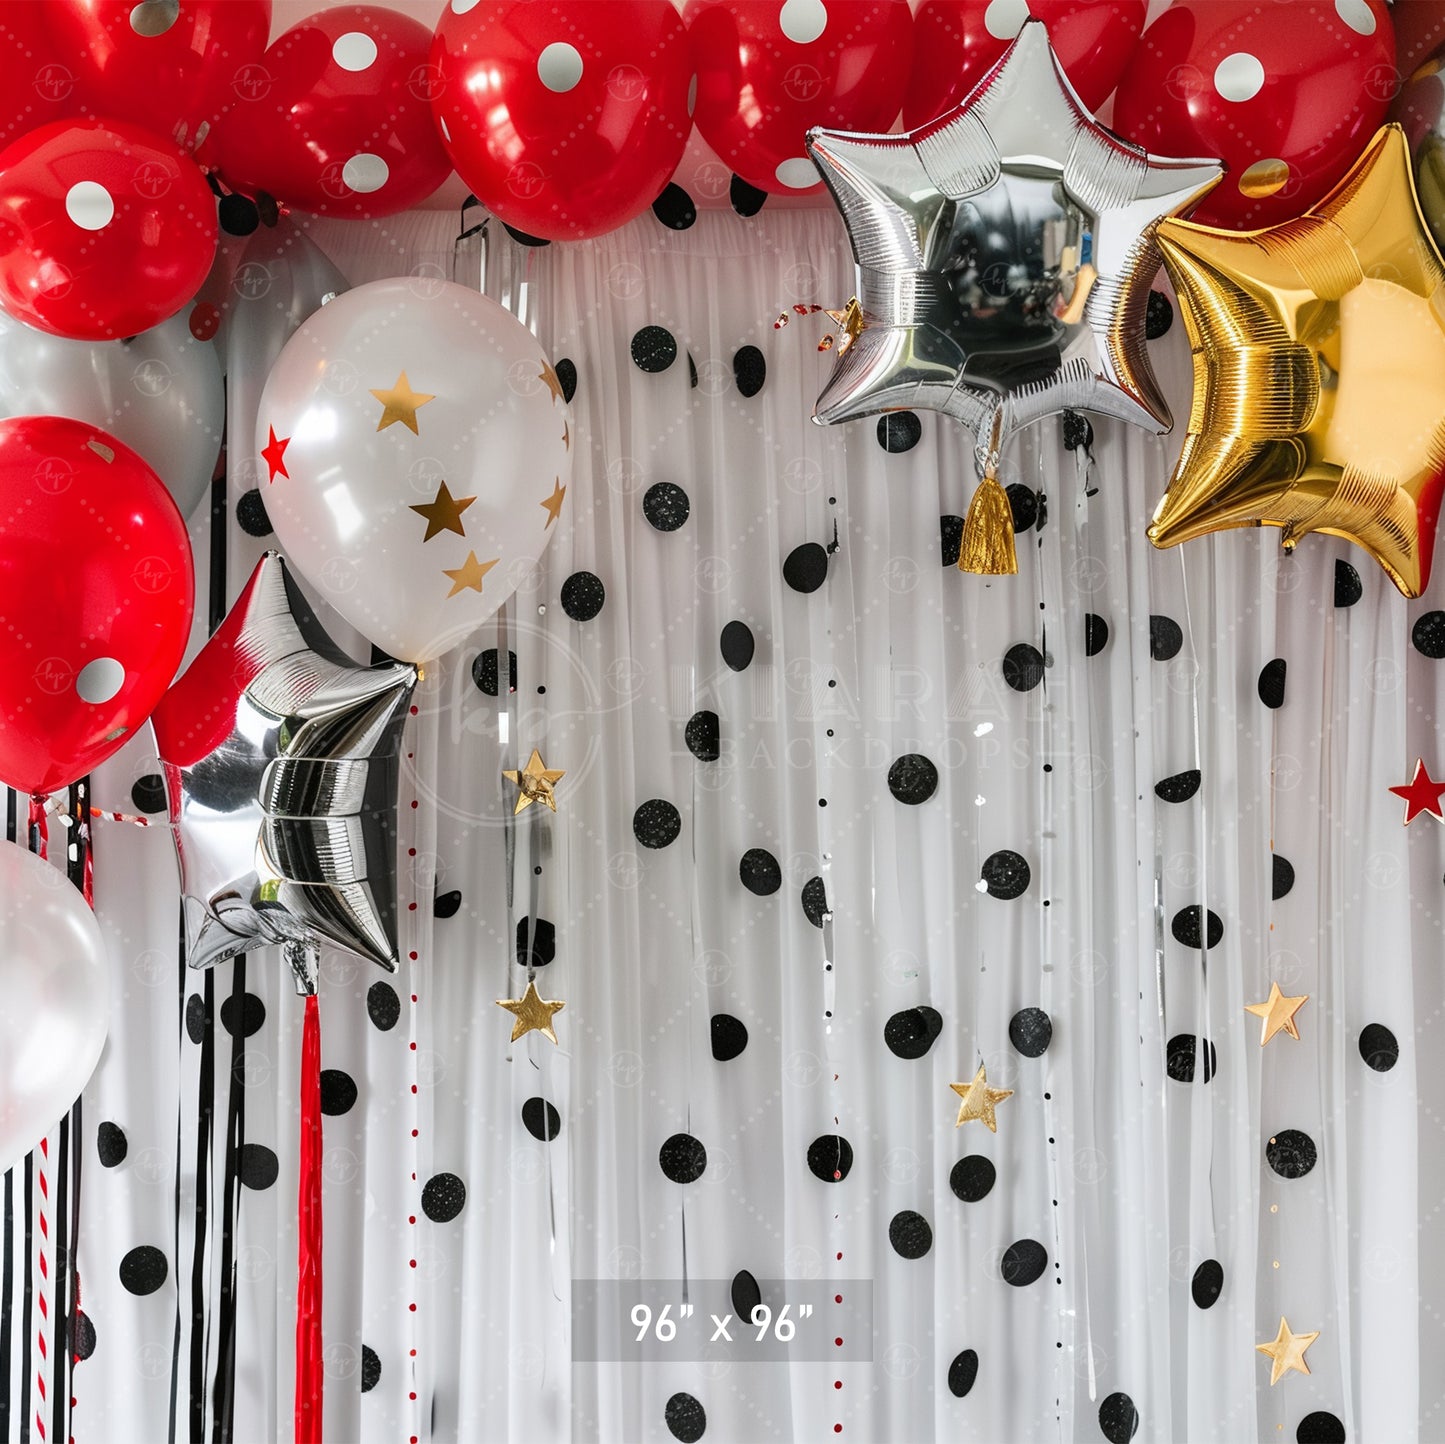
left=151, top=552, right=417, bottom=994
left=806, top=19, right=1221, bottom=470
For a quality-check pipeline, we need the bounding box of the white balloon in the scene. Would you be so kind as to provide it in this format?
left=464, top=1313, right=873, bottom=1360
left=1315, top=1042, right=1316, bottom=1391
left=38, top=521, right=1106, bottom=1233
left=0, top=842, right=109, bottom=1175
left=259, top=278, right=572, bottom=662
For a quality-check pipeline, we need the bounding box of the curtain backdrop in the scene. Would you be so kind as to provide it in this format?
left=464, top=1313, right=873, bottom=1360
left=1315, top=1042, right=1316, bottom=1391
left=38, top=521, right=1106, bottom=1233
left=12, top=201, right=1437, bottom=1443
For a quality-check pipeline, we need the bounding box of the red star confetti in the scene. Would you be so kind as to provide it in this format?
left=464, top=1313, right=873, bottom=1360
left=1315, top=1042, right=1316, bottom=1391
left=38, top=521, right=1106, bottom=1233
left=1389, top=759, right=1445, bottom=825
left=262, top=426, right=290, bottom=483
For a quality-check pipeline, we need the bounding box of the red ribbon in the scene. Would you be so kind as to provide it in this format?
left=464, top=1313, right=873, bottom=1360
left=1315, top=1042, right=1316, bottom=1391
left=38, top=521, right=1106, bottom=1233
left=295, top=993, right=323, bottom=1444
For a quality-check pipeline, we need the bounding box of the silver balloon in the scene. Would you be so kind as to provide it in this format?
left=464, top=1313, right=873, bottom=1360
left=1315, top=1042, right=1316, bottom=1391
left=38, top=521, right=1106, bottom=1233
left=0, top=309, right=223, bottom=517
left=805, top=20, right=1220, bottom=469
left=151, top=551, right=417, bottom=991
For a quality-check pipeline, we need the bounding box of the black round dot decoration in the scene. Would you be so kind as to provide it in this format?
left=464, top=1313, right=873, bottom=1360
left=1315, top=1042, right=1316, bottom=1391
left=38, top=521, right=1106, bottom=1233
left=1146, top=289, right=1173, bottom=339
left=1006, top=483, right=1038, bottom=532
left=665, top=1392, right=706, bottom=1443
left=255, top=190, right=279, bottom=226
left=1003, top=643, right=1045, bottom=692
left=877, top=411, right=922, bottom=453
left=96, top=1121, right=127, bottom=1167
left=1155, top=769, right=1201, bottom=803
left=981, top=850, right=1031, bottom=900
left=948, top=1348, right=979, bottom=1398
left=710, top=1013, right=748, bottom=1061
left=1001, top=1238, right=1048, bottom=1286
left=185, top=992, right=205, bottom=1043
left=732, top=344, right=765, bottom=397
left=220, top=992, right=265, bottom=1038
left=720, top=619, right=754, bottom=671
left=1166, top=1034, right=1217, bottom=1084
left=503, top=223, right=549, bottom=247
left=131, top=773, right=166, bottom=814
left=659, top=1133, right=707, bottom=1184
left=806, top=1134, right=852, bottom=1182
left=471, top=647, right=517, bottom=696
left=739, top=847, right=782, bottom=896
left=433, top=889, right=461, bottom=919
left=950, top=1154, right=995, bottom=1203
left=1272, top=854, right=1295, bottom=900
left=888, top=753, right=938, bottom=805
left=888, top=1209, right=933, bottom=1259
left=421, top=1171, right=467, bottom=1222
left=1191, top=1258, right=1223, bottom=1310
left=643, top=481, right=690, bottom=531
left=521, top=1096, right=561, bottom=1141
left=71, top=1309, right=96, bottom=1361
left=360, top=1344, right=381, bottom=1393
left=801, top=875, right=828, bottom=927
left=1334, top=559, right=1362, bottom=607
left=633, top=799, right=681, bottom=849
left=630, top=325, right=676, bottom=373
left=685, top=710, right=719, bottom=762
left=119, top=1245, right=167, bottom=1296
left=783, top=542, right=828, bottom=593
left=1061, top=410, right=1092, bottom=452
left=731, top=1270, right=762, bottom=1324
left=1265, top=1128, right=1317, bottom=1179
left=561, top=571, right=605, bottom=621
left=1412, top=610, right=1445, bottom=658
left=1171, top=905, right=1223, bottom=949
left=240, top=1143, right=278, bottom=1191
left=884, top=1006, right=943, bottom=1060
left=236, top=487, right=272, bottom=537
left=1084, top=613, right=1109, bottom=656
left=218, top=191, right=259, bottom=236
left=730, top=172, right=768, bottom=215
left=1098, top=1392, right=1140, bottom=1444
left=1297, top=1411, right=1346, bottom=1444
left=1258, top=657, right=1287, bottom=708
left=367, top=980, right=400, bottom=1031
left=319, top=1069, right=357, bottom=1116
left=652, top=182, right=696, bottom=230
left=517, top=916, right=556, bottom=968
left=1009, top=1007, right=1052, bottom=1057
left=688, top=352, right=698, bottom=388
left=940, top=513, right=964, bottom=566
left=554, top=357, right=577, bottom=403
left=1150, top=615, right=1183, bottom=661
left=1359, top=1022, right=1399, bottom=1072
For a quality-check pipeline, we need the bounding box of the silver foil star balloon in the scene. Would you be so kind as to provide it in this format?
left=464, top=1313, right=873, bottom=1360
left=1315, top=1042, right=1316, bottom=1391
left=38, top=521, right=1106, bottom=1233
left=806, top=19, right=1221, bottom=471
left=151, top=552, right=417, bottom=992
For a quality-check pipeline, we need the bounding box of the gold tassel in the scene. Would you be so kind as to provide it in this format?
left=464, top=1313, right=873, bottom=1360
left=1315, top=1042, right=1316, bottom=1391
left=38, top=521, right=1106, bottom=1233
left=959, top=462, right=1018, bottom=575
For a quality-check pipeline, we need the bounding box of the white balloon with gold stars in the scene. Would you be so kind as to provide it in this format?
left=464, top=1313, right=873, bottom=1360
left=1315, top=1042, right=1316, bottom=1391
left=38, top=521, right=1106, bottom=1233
left=258, top=277, right=572, bottom=661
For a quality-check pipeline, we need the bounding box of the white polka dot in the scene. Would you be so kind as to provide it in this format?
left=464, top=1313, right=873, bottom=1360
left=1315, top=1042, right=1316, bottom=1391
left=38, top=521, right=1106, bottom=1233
left=65, top=181, right=113, bottom=231
left=450, top=0, right=481, bottom=11
left=1213, top=52, right=1265, bottom=103
left=76, top=657, right=124, bottom=705
left=129, top=0, right=178, bottom=37
left=775, top=157, right=818, bottom=188
left=332, top=31, right=378, bottom=72
left=687, top=73, right=697, bottom=117
left=342, top=153, right=389, bottom=194
left=537, top=42, right=583, bottom=93
left=1334, top=0, right=1375, bottom=35
left=780, top=0, right=827, bottom=44
left=983, top=0, right=1029, bottom=41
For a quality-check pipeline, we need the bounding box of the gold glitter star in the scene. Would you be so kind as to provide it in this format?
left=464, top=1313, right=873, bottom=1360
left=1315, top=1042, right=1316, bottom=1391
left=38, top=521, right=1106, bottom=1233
left=823, top=296, right=864, bottom=355
left=495, top=978, right=564, bottom=1045
left=502, top=748, right=565, bottom=815
left=949, top=1063, right=1013, bottom=1131
left=1255, top=1317, right=1318, bottom=1386
left=442, top=550, right=498, bottom=598
left=540, top=361, right=565, bottom=404
left=369, top=371, right=435, bottom=434
left=540, top=478, right=566, bottom=528
left=1245, top=981, right=1309, bottom=1047
left=409, top=480, right=475, bottom=542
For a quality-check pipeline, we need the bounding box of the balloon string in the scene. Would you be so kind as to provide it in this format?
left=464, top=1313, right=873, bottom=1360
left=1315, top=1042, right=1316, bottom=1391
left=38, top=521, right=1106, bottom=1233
left=294, top=994, right=323, bottom=1444
left=39, top=798, right=151, bottom=828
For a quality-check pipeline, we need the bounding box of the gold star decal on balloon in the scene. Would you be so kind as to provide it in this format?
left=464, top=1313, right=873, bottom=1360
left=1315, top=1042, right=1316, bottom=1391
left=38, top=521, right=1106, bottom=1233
left=1255, top=1317, right=1318, bottom=1386
left=442, top=550, right=497, bottom=597
left=409, top=480, right=475, bottom=542
left=503, top=748, right=565, bottom=814
left=540, top=361, right=565, bottom=405
left=370, top=370, right=434, bottom=434
left=540, top=478, right=566, bottom=528
left=949, top=1063, right=1013, bottom=1131
left=1151, top=125, right=1445, bottom=597
left=1245, top=981, right=1309, bottom=1046
left=496, top=978, right=564, bottom=1045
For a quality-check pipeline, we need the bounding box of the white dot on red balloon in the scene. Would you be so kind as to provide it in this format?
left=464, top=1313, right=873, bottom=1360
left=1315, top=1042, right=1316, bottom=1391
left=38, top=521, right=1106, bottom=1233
left=1334, top=0, right=1375, bottom=34
left=332, top=31, right=378, bottom=71
left=983, top=0, right=1029, bottom=40
left=776, top=157, right=817, bottom=188
left=76, top=657, right=124, bottom=704
left=66, top=181, right=113, bottom=231
left=537, top=42, right=583, bottom=92
left=129, top=0, right=179, bottom=37
left=342, top=153, right=389, bottom=194
left=780, top=0, right=827, bottom=44
left=450, top=0, right=481, bottom=11
left=687, top=73, right=697, bottom=116
left=1213, top=52, right=1264, bottom=103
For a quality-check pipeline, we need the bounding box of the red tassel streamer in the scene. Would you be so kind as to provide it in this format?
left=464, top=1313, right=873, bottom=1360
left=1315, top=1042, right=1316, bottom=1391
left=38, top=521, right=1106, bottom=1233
left=294, top=994, right=323, bottom=1444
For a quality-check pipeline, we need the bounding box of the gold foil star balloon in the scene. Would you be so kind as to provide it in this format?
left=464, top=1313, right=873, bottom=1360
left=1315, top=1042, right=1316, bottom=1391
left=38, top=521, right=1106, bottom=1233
left=950, top=1064, right=1014, bottom=1131
left=1255, top=1317, right=1319, bottom=1385
left=1151, top=125, right=1445, bottom=597
left=496, top=979, right=564, bottom=1045
left=503, top=749, right=565, bottom=815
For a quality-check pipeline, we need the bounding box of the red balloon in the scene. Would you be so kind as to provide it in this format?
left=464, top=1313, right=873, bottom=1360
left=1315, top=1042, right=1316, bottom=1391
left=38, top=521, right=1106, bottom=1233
left=0, top=415, right=195, bottom=797
left=431, top=0, right=693, bottom=241
left=1112, top=0, right=1396, bottom=230
left=686, top=0, right=913, bottom=197
left=0, top=118, right=218, bottom=340
left=41, top=0, right=271, bottom=150
left=203, top=6, right=451, bottom=218
left=1393, top=0, right=1445, bottom=85
left=0, top=2, right=78, bottom=150
left=905, top=0, right=1145, bottom=129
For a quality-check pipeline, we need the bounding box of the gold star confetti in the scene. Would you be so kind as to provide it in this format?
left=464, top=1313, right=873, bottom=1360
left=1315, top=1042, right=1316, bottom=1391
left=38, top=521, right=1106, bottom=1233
left=409, top=480, right=475, bottom=542
left=370, top=371, right=435, bottom=434
left=1245, top=981, right=1309, bottom=1047
left=540, top=361, right=565, bottom=405
left=823, top=296, right=864, bottom=355
left=1255, top=1317, right=1318, bottom=1385
left=495, top=978, right=564, bottom=1045
left=502, top=748, right=565, bottom=814
left=442, top=550, right=498, bottom=598
left=540, top=478, right=566, bottom=528
left=949, top=1063, right=1013, bottom=1131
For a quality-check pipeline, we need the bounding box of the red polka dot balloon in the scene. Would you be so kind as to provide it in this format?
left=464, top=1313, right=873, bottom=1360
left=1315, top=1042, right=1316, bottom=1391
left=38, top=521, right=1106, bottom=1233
left=0, top=2, right=77, bottom=150
left=1112, top=0, right=1397, bottom=229
left=203, top=5, right=451, bottom=218
left=686, top=0, right=914, bottom=196
left=0, top=118, right=218, bottom=341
